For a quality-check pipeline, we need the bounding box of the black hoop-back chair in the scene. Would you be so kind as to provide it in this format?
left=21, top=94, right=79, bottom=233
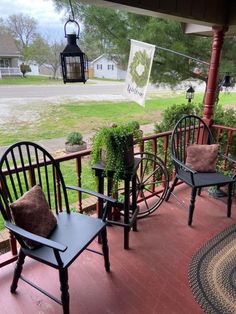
left=165, top=115, right=236, bottom=226
left=0, top=141, right=116, bottom=314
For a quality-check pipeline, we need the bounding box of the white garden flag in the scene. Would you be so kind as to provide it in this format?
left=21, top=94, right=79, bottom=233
left=124, top=39, right=155, bottom=107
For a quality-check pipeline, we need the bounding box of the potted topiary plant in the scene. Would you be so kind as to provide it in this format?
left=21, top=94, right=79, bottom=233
left=91, top=121, right=142, bottom=185
left=65, top=132, right=87, bottom=153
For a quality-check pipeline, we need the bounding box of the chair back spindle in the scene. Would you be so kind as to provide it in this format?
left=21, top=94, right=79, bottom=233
left=0, top=142, right=70, bottom=221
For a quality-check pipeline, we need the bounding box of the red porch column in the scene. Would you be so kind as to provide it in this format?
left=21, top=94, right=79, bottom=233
left=203, top=26, right=228, bottom=125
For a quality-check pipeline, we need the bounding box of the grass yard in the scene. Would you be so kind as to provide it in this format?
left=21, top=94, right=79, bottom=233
left=0, top=97, right=168, bottom=146
left=0, top=91, right=236, bottom=146
left=0, top=75, right=64, bottom=85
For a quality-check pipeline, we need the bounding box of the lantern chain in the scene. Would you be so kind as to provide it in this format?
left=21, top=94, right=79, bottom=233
left=68, top=0, right=75, bottom=21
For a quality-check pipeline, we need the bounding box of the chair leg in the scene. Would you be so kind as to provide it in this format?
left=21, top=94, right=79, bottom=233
left=59, top=268, right=70, bottom=314
left=165, top=176, right=178, bottom=201
left=227, top=183, right=233, bottom=218
left=101, top=227, right=110, bottom=272
left=188, top=188, right=197, bottom=226
left=11, top=248, right=25, bottom=293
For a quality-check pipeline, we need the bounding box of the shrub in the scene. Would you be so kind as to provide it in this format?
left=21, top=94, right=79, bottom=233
left=20, top=63, right=31, bottom=78
left=66, top=132, right=83, bottom=145
left=154, top=102, right=203, bottom=133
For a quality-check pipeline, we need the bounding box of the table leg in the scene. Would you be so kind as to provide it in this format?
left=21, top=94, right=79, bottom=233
left=124, top=178, right=130, bottom=249
left=97, top=176, right=104, bottom=244
left=132, top=173, right=138, bottom=232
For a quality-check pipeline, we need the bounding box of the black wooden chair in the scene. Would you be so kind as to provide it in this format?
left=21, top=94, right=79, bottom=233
left=165, top=115, right=236, bottom=226
left=0, top=141, right=116, bottom=314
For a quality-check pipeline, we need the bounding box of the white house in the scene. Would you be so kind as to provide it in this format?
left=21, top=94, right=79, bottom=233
left=91, top=54, right=126, bottom=80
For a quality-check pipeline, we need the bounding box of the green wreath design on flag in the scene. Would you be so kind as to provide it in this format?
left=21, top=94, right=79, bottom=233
left=130, top=50, right=151, bottom=88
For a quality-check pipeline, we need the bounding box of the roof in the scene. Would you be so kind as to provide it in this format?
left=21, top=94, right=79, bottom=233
left=91, top=54, right=118, bottom=64
left=81, top=0, right=236, bottom=36
left=0, top=33, right=21, bottom=57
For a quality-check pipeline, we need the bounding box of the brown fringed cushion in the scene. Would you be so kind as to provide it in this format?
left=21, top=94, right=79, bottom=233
left=10, top=185, right=57, bottom=248
left=185, top=144, right=219, bottom=172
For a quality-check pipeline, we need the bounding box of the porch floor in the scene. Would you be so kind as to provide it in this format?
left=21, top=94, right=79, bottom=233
left=0, top=184, right=235, bottom=314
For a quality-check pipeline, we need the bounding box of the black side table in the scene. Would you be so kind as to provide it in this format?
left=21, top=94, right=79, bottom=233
left=92, top=158, right=140, bottom=249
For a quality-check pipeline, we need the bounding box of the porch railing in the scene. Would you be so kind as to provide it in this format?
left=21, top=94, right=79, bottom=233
left=0, top=124, right=235, bottom=267
left=0, top=67, right=22, bottom=77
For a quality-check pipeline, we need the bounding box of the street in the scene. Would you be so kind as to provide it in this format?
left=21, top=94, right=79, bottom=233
left=0, top=81, right=128, bottom=104
left=0, top=79, right=193, bottom=105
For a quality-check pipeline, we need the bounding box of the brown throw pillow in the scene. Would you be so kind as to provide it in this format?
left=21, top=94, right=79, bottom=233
left=10, top=185, right=57, bottom=248
left=185, top=144, right=219, bottom=172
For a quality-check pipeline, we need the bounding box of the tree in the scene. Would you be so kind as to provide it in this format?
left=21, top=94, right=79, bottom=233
left=0, top=17, right=10, bottom=34
left=54, top=1, right=236, bottom=90
left=7, top=13, right=38, bottom=50
left=47, top=41, right=64, bottom=79
left=23, top=35, right=50, bottom=66
left=53, top=1, right=212, bottom=87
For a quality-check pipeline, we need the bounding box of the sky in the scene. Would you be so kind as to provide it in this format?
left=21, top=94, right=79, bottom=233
left=0, top=0, right=67, bottom=42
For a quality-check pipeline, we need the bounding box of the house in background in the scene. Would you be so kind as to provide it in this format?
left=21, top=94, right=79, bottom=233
left=0, top=33, right=21, bottom=78
left=91, top=54, right=127, bottom=80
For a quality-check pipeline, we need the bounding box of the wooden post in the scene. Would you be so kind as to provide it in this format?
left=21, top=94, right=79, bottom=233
left=203, top=27, right=228, bottom=125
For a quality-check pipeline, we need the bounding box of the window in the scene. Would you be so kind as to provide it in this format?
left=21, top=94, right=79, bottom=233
left=108, top=64, right=114, bottom=70
left=0, top=58, right=11, bottom=67
left=97, top=64, right=102, bottom=70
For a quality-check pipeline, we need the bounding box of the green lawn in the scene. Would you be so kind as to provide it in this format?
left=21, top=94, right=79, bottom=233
left=0, top=75, right=65, bottom=85
left=0, top=91, right=236, bottom=146
left=0, top=76, right=94, bottom=85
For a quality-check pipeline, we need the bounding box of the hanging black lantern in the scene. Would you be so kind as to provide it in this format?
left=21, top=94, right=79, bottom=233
left=61, top=19, right=88, bottom=84
left=222, top=73, right=231, bottom=88
left=186, top=86, right=195, bottom=103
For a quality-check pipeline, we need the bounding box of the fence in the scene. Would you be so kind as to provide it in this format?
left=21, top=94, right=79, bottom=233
left=0, top=67, right=21, bottom=77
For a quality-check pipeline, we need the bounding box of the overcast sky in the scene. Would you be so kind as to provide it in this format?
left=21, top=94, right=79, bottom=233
left=0, top=0, right=67, bottom=42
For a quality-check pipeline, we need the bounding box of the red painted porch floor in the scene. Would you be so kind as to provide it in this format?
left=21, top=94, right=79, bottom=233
left=0, top=184, right=235, bottom=314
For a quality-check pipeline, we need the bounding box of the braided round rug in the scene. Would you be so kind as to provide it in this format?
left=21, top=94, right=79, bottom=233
left=188, top=224, right=236, bottom=314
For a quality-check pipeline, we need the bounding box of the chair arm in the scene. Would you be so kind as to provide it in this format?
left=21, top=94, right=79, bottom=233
left=66, top=185, right=117, bottom=205
left=5, top=221, right=67, bottom=252
left=172, top=156, right=197, bottom=174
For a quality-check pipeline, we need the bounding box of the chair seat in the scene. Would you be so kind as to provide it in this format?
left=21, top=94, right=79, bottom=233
left=178, top=170, right=235, bottom=188
left=23, top=212, right=106, bottom=268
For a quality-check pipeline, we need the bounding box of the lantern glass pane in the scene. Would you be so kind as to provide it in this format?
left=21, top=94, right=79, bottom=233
left=65, top=56, right=81, bottom=80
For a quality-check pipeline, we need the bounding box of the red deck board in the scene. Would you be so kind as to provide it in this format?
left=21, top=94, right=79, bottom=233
left=0, top=185, right=235, bottom=314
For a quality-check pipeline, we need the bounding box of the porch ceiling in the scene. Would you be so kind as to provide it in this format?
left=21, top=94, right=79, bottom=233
left=80, top=0, right=236, bottom=36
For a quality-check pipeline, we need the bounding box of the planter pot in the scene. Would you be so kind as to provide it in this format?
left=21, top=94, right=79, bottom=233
left=65, top=141, right=87, bottom=153
left=100, top=134, right=134, bottom=170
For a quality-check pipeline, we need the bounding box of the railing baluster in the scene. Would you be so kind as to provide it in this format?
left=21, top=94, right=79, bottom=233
left=76, top=157, right=82, bottom=213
